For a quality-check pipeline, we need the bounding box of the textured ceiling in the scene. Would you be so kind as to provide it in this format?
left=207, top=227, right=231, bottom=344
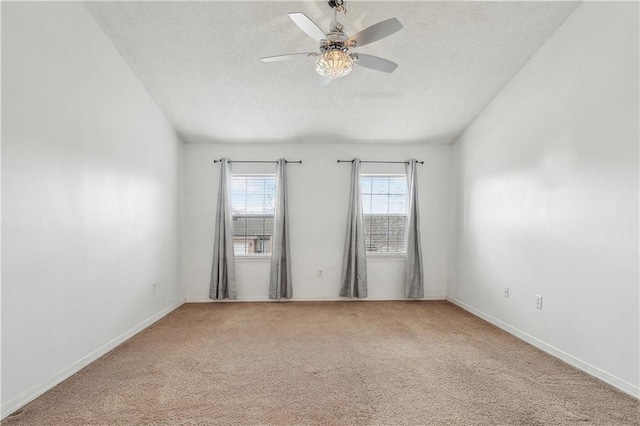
left=86, top=1, right=579, bottom=144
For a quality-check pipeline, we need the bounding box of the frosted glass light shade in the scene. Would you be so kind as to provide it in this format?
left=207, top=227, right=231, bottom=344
left=315, top=51, right=353, bottom=79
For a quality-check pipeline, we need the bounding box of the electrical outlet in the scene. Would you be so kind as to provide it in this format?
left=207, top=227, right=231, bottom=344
left=152, top=282, right=157, bottom=293
left=535, top=295, right=543, bottom=309
left=504, top=286, right=510, bottom=298
left=317, top=269, right=323, bottom=278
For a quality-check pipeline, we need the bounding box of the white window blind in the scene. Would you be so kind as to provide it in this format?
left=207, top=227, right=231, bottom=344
left=230, top=174, right=276, bottom=256
left=361, top=174, right=408, bottom=255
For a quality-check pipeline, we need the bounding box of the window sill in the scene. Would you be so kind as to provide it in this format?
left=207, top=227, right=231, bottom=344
left=367, top=255, right=407, bottom=262
left=235, top=255, right=272, bottom=263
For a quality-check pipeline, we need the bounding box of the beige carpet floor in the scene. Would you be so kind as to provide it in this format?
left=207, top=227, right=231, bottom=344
left=4, top=301, right=639, bottom=425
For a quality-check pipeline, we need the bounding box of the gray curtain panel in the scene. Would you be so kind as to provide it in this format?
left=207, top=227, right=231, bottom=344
left=340, top=159, right=368, bottom=298
left=270, top=159, right=293, bottom=299
left=405, top=159, right=424, bottom=298
left=210, top=158, right=237, bottom=300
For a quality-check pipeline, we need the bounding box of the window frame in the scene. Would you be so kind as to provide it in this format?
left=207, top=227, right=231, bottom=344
left=230, top=173, right=276, bottom=258
left=361, top=173, right=409, bottom=257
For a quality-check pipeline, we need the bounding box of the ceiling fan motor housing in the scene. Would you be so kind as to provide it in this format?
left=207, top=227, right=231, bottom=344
left=320, top=39, right=351, bottom=55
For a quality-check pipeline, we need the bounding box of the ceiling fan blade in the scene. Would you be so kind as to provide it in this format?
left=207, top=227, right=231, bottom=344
left=288, top=12, right=326, bottom=42
left=353, top=54, right=398, bottom=73
left=261, top=53, right=316, bottom=62
left=319, top=75, right=332, bottom=86
left=348, top=18, right=403, bottom=47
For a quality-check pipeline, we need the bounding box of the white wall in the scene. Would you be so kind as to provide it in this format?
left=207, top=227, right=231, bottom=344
left=182, top=143, right=451, bottom=301
left=1, top=3, right=183, bottom=415
left=448, top=2, right=639, bottom=396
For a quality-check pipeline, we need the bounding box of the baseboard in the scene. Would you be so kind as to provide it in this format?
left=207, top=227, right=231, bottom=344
left=186, top=296, right=447, bottom=303
left=446, top=296, right=639, bottom=399
left=1, top=298, right=186, bottom=419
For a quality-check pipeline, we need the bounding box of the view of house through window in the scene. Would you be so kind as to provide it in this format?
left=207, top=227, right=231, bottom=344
left=361, top=174, right=408, bottom=254
left=230, top=174, right=276, bottom=255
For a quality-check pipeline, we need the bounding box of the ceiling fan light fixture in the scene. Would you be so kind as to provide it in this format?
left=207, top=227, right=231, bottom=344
left=262, top=5, right=403, bottom=82
left=314, top=50, right=353, bottom=79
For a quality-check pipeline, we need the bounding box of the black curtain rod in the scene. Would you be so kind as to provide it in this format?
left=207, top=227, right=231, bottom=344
left=213, top=159, right=302, bottom=164
left=337, top=160, right=424, bottom=164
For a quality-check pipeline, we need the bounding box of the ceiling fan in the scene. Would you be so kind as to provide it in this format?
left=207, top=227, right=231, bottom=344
left=261, top=0, right=403, bottom=85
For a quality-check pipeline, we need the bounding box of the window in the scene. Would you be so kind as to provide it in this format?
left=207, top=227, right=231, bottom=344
left=230, top=174, right=276, bottom=256
left=361, top=174, right=408, bottom=255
